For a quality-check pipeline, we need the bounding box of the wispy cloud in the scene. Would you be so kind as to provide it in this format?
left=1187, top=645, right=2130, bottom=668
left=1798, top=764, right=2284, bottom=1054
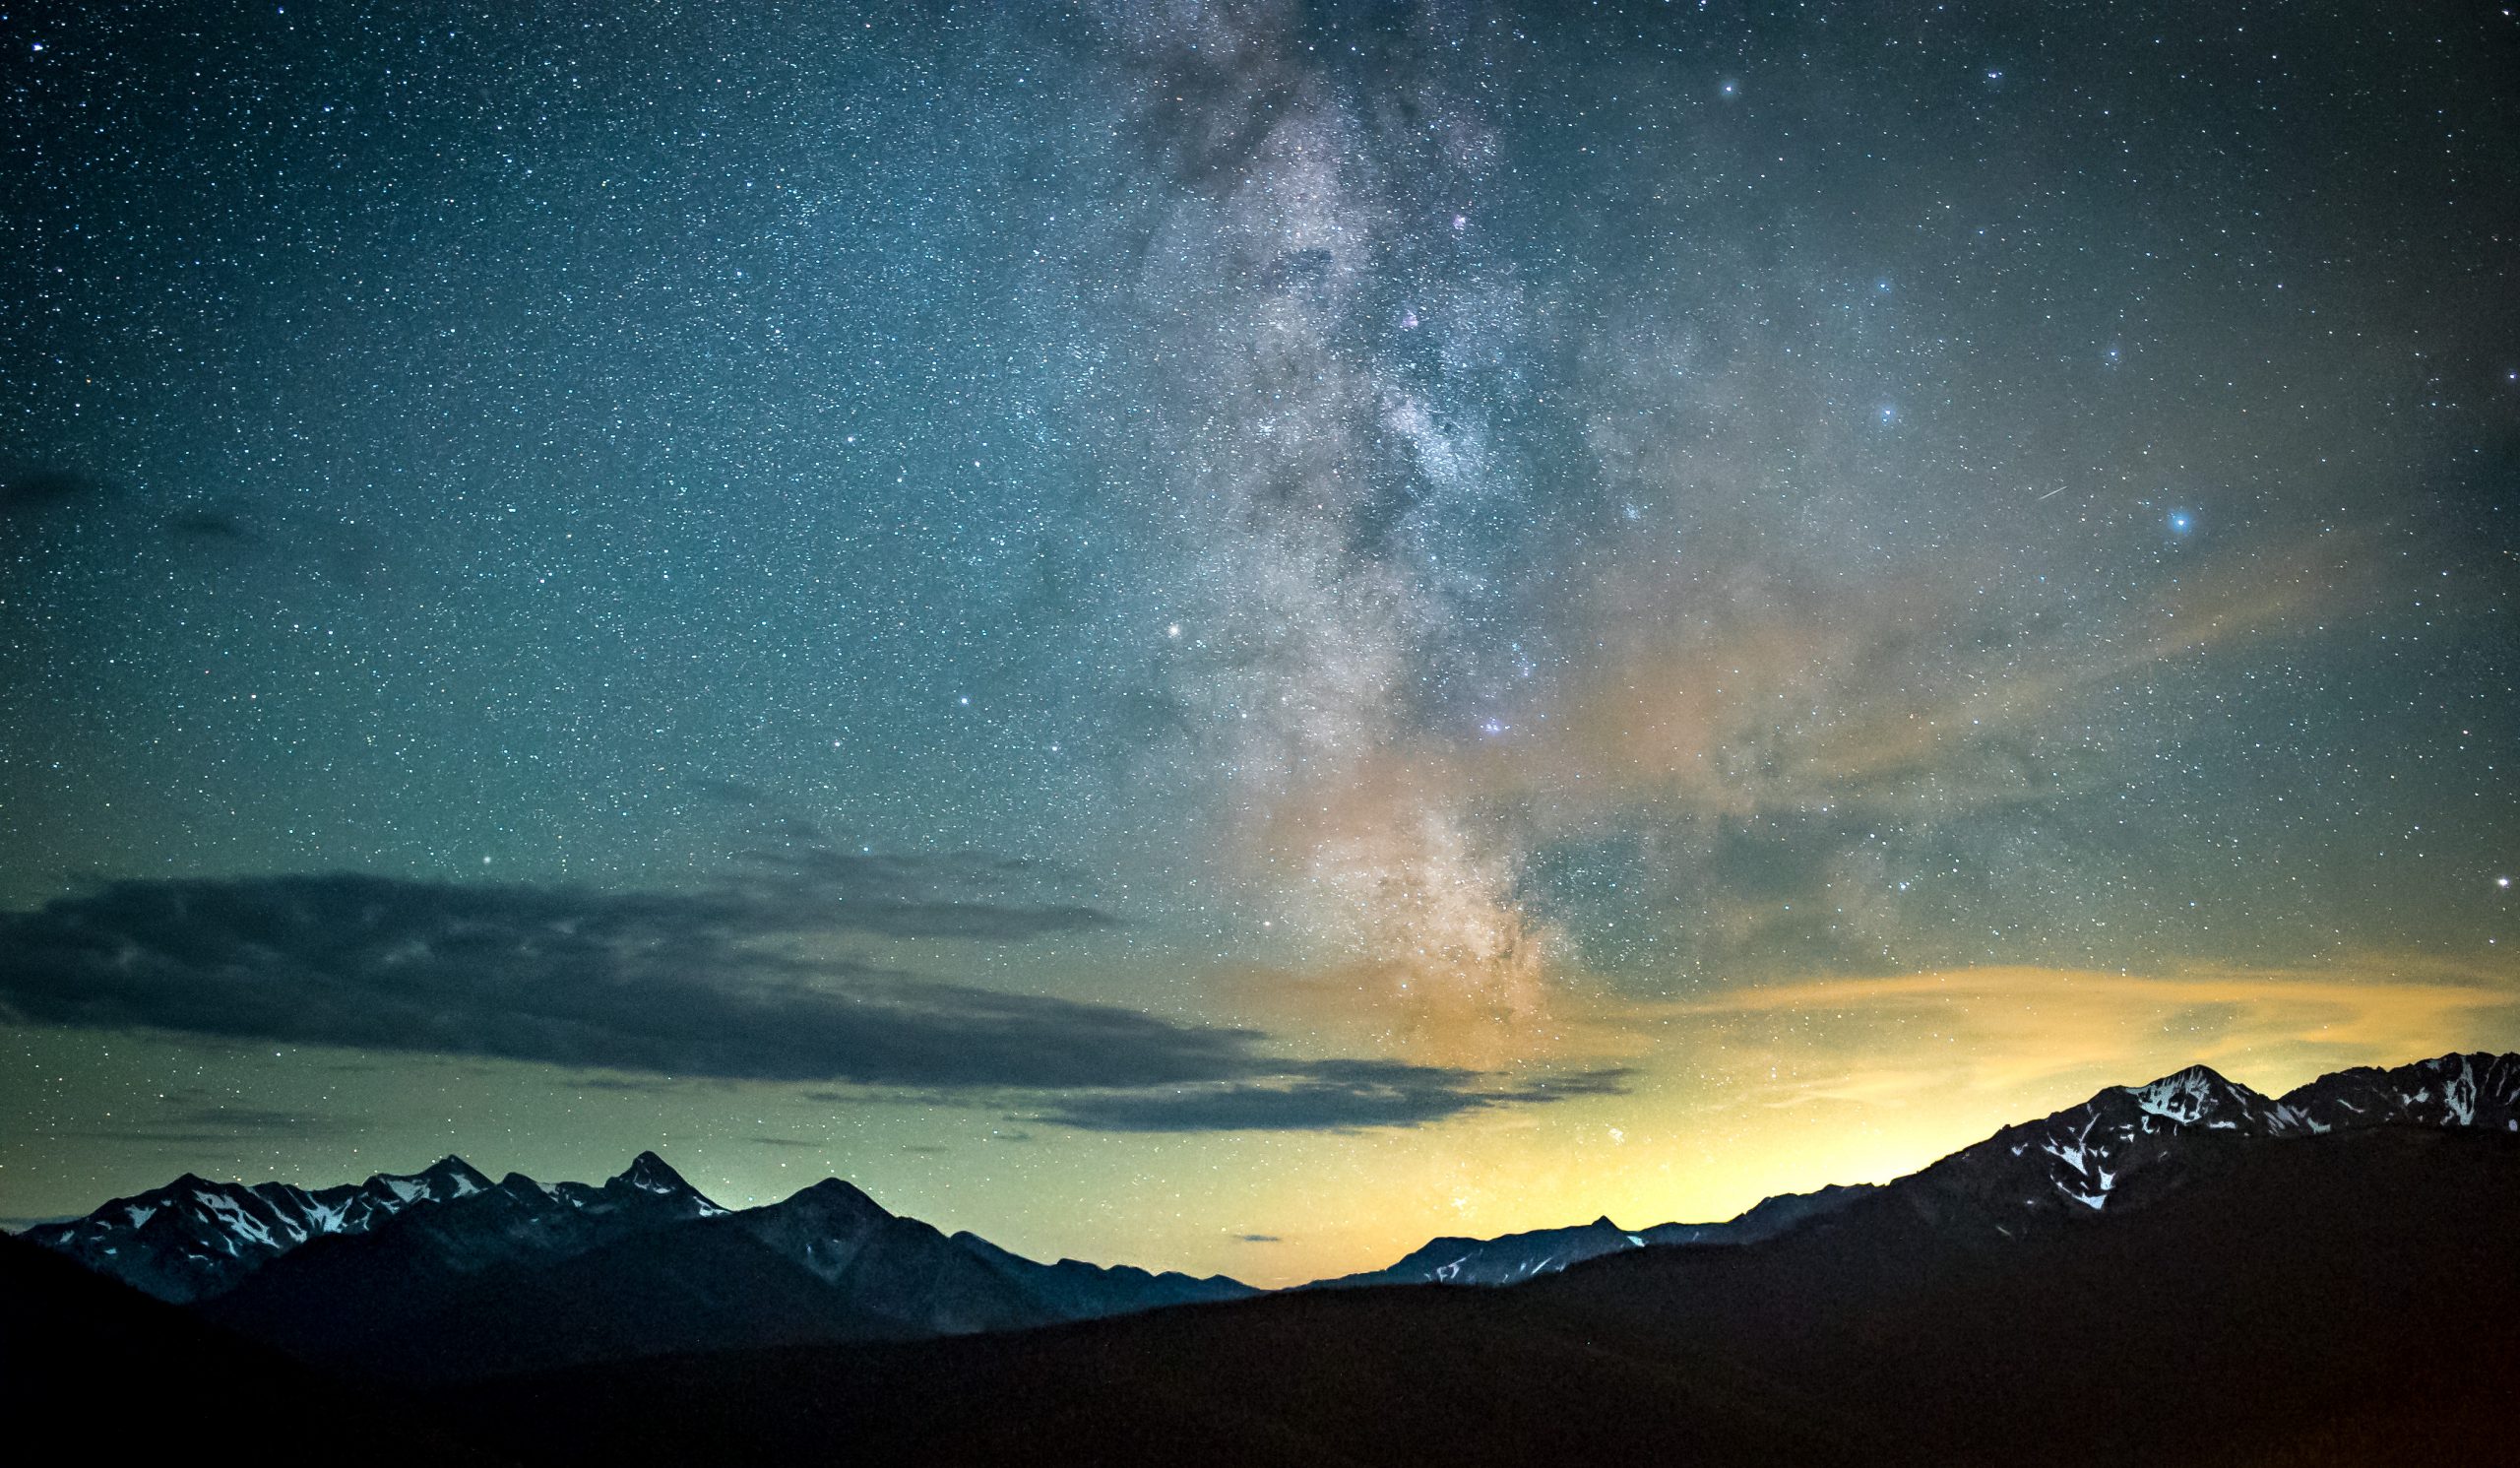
left=1038, top=1064, right=1633, bottom=1134
left=724, top=846, right=1115, bottom=940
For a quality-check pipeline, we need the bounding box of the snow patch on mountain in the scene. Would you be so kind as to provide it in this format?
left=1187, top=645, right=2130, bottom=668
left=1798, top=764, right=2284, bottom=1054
left=18, top=1154, right=527, bottom=1302
left=1890, top=1052, right=2520, bottom=1241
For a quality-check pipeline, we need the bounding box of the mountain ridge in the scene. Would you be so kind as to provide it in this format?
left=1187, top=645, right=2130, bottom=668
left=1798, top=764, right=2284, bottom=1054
left=185, top=1146, right=1260, bottom=1379
left=16, top=1152, right=495, bottom=1303
left=1870, top=1050, right=2520, bottom=1242
left=17, top=1048, right=2520, bottom=1382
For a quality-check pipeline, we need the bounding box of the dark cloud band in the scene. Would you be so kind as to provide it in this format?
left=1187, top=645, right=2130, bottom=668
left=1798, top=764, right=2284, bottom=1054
left=0, top=870, right=1617, bottom=1131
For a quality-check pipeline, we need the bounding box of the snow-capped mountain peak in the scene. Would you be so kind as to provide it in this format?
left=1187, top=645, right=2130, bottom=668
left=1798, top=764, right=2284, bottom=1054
left=2121, top=1065, right=2262, bottom=1125
left=18, top=1154, right=500, bottom=1302
left=407, top=1155, right=492, bottom=1199
left=1894, top=1051, right=2520, bottom=1237
left=1919, top=1068, right=2296, bottom=1222
left=2279, top=1052, right=2520, bottom=1135
left=611, top=1150, right=720, bottom=1210
left=520, top=1152, right=731, bottom=1221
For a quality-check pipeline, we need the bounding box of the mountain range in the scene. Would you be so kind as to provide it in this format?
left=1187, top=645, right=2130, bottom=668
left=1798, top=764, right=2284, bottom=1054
left=21, top=1150, right=498, bottom=1304
left=166, top=1153, right=1260, bottom=1378
left=10, top=1050, right=2519, bottom=1463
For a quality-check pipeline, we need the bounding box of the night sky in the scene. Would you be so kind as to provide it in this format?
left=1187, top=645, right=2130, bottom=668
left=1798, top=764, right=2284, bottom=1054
left=4, top=1, right=2516, bottom=1285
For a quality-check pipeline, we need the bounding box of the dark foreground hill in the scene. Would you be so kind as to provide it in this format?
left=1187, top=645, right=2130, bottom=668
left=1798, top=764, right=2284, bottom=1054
left=0, top=1233, right=507, bottom=1464
left=441, top=1125, right=2520, bottom=1468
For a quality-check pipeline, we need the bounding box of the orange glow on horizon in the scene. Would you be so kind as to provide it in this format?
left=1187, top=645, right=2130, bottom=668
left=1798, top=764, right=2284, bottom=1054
left=1202, top=952, right=2520, bottom=1285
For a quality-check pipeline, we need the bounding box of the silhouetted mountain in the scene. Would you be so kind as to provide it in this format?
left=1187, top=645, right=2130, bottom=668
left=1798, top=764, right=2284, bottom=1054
left=727, top=1176, right=1046, bottom=1336
left=188, top=1155, right=1256, bottom=1380
left=952, top=1228, right=1257, bottom=1317
left=1872, top=1062, right=2305, bottom=1238
left=1316, top=1050, right=2520, bottom=1288
left=1317, top=1181, right=1876, bottom=1288
left=19, top=1154, right=491, bottom=1302
left=317, top=1214, right=900, bottom=1380
left=437, top=1124, right=2520, bottom=1468
left=1850, top=1053, right=2520, bottom=1245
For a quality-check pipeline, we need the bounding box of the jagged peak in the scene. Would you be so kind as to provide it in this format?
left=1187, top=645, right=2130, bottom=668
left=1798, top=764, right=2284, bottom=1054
left=354, top=1154, right=489, bottom=1204
left=354, top=1154, right=492, bottom=1199
left=417, top=1154, right=491, bottom=1187
left=1589, top=1215, right=1619, bottom=1231
left=2414, top=1050, right=2514, bottom=1069
left=2114, top=1064, right=2271, bottom=1123
left=613, top=1150, right=693, bottom=1192
left=2133, top=1061, right=2235, bottom=1089
left=2330, top=1051, right=2514, bottom=1082
left=54, top=1176, right=211, bottom=1226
